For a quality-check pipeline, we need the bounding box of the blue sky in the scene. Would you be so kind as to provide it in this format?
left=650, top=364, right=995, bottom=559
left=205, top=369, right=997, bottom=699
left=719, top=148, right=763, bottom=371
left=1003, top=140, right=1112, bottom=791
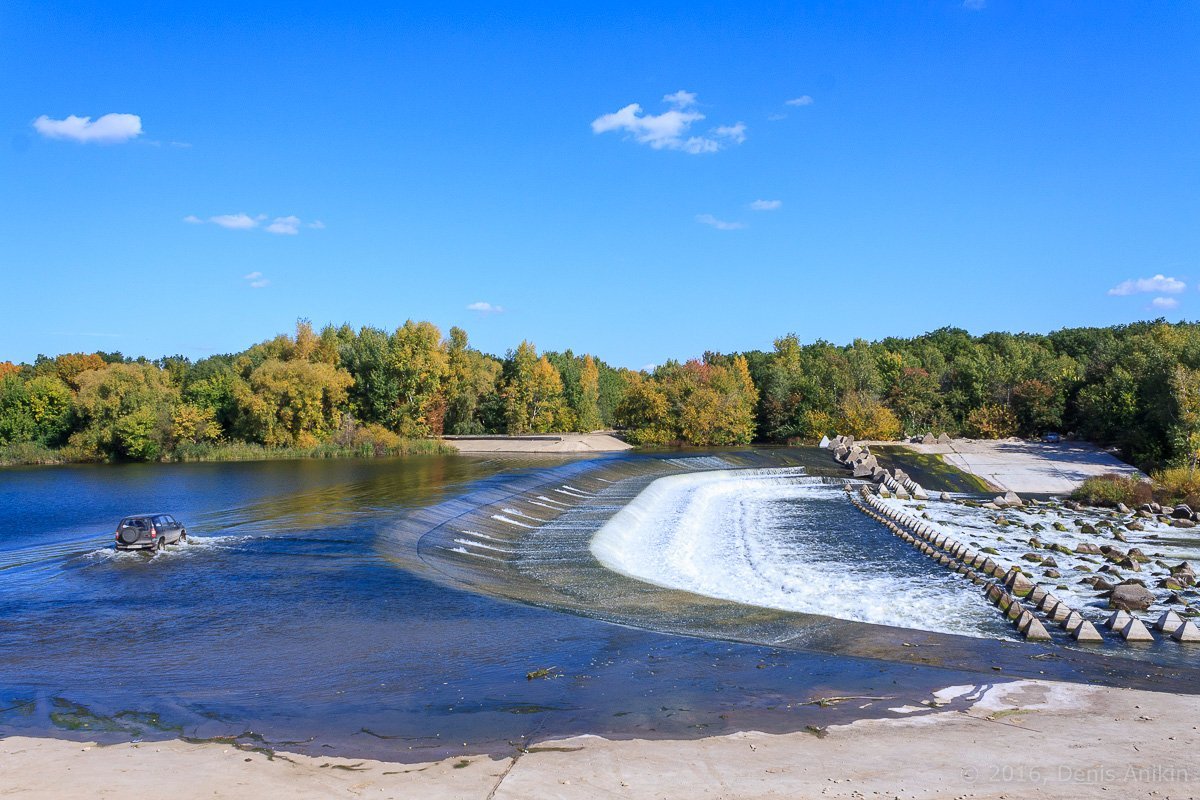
left=2, top=2, right=1197, bottom=368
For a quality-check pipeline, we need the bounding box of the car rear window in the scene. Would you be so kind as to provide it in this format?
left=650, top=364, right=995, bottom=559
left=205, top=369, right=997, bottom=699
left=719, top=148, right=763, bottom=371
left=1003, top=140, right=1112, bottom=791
left=120, top=518, right=148, bottom=530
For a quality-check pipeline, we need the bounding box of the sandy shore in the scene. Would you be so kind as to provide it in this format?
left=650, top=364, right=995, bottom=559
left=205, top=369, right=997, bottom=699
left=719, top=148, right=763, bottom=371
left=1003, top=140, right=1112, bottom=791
left=5, top=679, right=1196, bottom=799
left=900, top=439, right=1144, bottom=494
left=444, top=433, right=632, bottom=453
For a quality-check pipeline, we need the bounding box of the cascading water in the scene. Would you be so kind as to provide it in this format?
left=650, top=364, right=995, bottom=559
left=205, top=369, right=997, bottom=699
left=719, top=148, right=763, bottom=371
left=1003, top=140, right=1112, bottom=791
left=590, top=468, right=1010, bottom=638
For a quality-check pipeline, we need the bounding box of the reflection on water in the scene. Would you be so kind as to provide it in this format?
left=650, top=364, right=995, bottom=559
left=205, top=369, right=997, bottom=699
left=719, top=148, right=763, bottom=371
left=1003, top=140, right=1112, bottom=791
left=1, top=451, right=1197, bottom=763
left=0, top=452, right=991, bottom=760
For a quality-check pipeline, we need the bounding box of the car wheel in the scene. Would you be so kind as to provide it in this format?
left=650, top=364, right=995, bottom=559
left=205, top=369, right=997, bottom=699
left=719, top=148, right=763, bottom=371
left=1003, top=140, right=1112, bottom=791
left=156, top=538, right=166, bottom=553
left=180, top=530, right=188, bottom=544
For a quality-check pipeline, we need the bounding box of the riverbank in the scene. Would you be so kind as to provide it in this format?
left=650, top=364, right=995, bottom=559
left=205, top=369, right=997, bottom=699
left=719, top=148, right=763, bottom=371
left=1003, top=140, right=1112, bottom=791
left=5, top=678, right=1195, bottom=799
left=444, top=432, right=632, bottom=453
left=0, top=438, right=454, bottom=467
left=886, top=438, right=1144, bottom=494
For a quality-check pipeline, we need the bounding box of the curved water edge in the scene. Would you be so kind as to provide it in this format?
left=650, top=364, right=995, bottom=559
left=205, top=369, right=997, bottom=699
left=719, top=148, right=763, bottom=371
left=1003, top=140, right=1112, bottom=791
left=2, top=449, right=1198, bottom=765
left=589, top=468, right=1010, bottom=638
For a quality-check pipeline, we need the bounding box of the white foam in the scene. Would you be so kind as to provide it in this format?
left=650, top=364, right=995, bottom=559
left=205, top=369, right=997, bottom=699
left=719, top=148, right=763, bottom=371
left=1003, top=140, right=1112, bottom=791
left=590, top=468, right=1003, bottom=637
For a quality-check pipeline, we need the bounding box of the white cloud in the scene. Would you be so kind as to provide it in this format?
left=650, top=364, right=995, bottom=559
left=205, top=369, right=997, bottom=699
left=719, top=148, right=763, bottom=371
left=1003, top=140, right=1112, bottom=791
left=265, top=215, right=301, bottom=235
left=1107, top=274, right=1186, bottom=296
left=242, top=271, right=269, bottom=289
left=33, top=113, right=143, bottom=144
left=1152, top=296, right=1179, bottom=309
left=714, top=122, right=746, bottom=144
left=785, top=96, right=814, bottom=107
left=662, top=90, right=697, bottom=108
left=696, top=213, right=746, bottom=231
left=210, top=213, right=259, bottom=230
left=963, top=0, right=986, bottom=9
left=592, top=92, right=745, bottom=154
left=467, top=301, right=504, bottom=313
left=750, top=199, right=782, bottom=211
left=767, top=113, right=787, bottom=122
left=187, top=213, right=323, bottom=234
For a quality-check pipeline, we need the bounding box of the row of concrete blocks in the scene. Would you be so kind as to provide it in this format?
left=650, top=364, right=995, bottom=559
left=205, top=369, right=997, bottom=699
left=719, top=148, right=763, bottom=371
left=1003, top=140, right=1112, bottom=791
left=854, top=486, right=1085, bottom=643
left=846, top=490, right=993, bottom=588
left=1102, top=608, right=1200, bottom=642
left=858, top=486, right=1200, bottom=646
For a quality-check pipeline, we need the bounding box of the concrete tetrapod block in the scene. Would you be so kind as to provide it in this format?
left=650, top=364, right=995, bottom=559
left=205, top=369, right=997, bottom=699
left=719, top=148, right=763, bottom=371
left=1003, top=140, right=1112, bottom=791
left=986, top=584, right=1002, bottom=604
left=1020, top=613, right=1052, bottom=641
left=1028, top=586, right=1048, bottom=606
left=1071, top=620, right=1104, bottom=643
left=1118, top=617, right=1155, bottom=642
left=1037, top=593, right=1058, bottom=612
left=1170, top=620, right=1200, bottom=642
left=1007, top=601, right=1026, bottom=621
left=1060, top=610, right=1084, bottom=631
left=997, top=593, right=1013, bottom=613
left=1048, top=602, right=1073, bottom=624
left=1153, top=610, right=1184, bottom=633
left=1105, top=610, right=1132, bottom=630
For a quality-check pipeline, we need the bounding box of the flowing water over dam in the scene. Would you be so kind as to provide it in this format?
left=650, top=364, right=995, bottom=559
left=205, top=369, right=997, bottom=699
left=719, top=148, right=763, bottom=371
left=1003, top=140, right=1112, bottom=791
left=1, top=449, right=1197, bottom=761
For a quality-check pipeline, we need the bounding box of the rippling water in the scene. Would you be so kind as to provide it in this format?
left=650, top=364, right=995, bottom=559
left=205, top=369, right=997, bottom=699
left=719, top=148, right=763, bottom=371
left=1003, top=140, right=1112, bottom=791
left=591, top=468, right=1011, bottom=638
left=1, top=452, right=1196, bottom=761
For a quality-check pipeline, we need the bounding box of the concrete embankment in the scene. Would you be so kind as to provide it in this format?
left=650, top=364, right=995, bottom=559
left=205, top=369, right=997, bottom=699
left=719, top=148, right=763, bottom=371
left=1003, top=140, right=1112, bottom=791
left=444, top=433, right=632, bottom=453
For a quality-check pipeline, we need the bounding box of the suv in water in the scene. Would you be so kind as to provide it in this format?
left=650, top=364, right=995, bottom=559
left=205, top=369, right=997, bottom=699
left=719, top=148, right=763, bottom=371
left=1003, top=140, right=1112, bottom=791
left=115, top=514, right=187, bottom=552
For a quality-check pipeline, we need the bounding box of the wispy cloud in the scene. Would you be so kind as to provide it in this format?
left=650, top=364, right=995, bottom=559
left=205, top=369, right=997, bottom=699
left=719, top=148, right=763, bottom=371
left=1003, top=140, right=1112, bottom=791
left=1152, top=296, right=1179, bottom=309
left=696, top=214, right=746, bottom=231
left=662, top=90, right=697, bottom=108
left=265, top=215, right=301, bottom=235
left=1107, top=274, right=1186, bottom=296
left=210, top=213, right=260, bottom=230
left=243, top=271, right=269, bottom=289
left=33, top=113, right=143, bottom=144
left=785, top=96, right=814, bottom=107
left=750, top=199, right=782, bottom=211
left=592, top=91, right=746, bottom=155
left=962, top=0, right=986, bottom=9
left=467, top=301, right=504, bottom=313
left=187, top=213, right=323, bottom=234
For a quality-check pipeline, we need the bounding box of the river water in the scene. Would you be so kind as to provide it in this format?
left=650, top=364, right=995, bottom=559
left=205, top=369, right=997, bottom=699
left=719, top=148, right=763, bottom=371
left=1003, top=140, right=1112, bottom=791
left=0, top=451, right=1194, bottom=761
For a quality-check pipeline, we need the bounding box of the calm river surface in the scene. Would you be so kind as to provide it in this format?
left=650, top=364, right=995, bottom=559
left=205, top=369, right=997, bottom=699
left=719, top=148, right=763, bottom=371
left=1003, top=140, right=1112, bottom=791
left=0, top=453, right=990, bottom=760
left=0, top=453, right=1193, bottom=761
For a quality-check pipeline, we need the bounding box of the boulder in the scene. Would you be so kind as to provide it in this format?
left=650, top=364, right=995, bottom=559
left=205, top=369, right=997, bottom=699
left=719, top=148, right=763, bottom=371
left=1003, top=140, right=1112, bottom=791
left=1173, top=519, right=1197, bottom=528
left=1044, top=568, right=1061, bottom=578
left=1110, top=584, right=1155, bottom=612
left=1003, top=490, right=1024, bottom=507
left=939, top=491, right=951, bottom=501
left=1075, top=543, right=1102, bottom=555
left=1118, top=617, right=1155, bottom=642
left=818, top=434, right=831, bottom=449
left=1174, top=504, right=1194, bottom=519
left=1041, top=556, right=1058, bottom=568
left=1116, top=502, right=1130, bottom=514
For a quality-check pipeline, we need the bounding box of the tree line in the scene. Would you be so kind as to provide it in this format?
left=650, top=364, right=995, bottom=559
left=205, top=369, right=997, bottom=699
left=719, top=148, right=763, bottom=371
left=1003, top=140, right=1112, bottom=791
left=1, top=319, right=1198, bottom=469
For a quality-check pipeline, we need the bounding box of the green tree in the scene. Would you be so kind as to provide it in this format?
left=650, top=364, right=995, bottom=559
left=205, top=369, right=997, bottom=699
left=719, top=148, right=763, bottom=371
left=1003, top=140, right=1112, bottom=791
left=71, top=363, right=180, bottom=460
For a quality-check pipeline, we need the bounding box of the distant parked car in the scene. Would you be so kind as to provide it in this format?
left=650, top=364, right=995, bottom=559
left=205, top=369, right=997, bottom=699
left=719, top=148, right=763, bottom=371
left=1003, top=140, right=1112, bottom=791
left=114, top=514, right=187, bottom=552
left=1042, top=432, right=1062, bottom=443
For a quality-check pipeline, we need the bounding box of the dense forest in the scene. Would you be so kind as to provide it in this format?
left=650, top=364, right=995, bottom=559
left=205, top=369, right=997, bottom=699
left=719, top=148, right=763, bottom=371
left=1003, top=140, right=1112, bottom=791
left=2, top=319, right=1199, bottom=470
